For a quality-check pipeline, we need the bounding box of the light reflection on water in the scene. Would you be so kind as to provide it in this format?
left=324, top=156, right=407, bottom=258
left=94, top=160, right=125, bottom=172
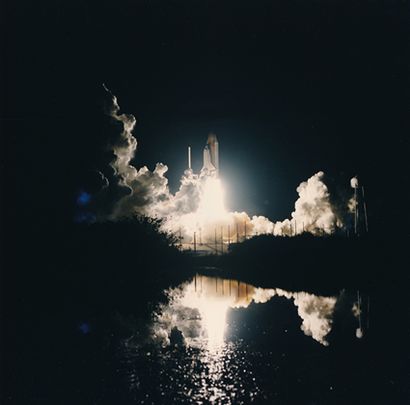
left=153, top=274, right=340, bottom=347
left=119, top=341, right=262, bottom=404
left=117, top=275, right=368, bottom=404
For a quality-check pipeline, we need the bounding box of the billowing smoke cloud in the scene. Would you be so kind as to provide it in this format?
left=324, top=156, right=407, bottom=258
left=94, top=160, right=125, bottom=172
left=152, top=276, right=338, bottom=347
left=82, top=87, right=356, bottom=240
left=99, top=84, right=172, bottom=219
left=159, top=170, right=343, bottom=241
left=273, top=172, right=343, bottom=236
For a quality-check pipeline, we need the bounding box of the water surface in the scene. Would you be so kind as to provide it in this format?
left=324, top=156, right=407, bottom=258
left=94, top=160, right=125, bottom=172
left=109, top=274, right=370, bottom=404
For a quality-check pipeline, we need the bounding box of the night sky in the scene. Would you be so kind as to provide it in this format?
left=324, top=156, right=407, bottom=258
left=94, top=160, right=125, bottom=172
left=1, top=3, right=409, bottom=403
left=1, top=0, right=408, bottom=232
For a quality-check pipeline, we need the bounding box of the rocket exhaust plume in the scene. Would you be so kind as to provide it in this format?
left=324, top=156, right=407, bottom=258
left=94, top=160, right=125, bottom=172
left=86, top=87, right=352, bottom=243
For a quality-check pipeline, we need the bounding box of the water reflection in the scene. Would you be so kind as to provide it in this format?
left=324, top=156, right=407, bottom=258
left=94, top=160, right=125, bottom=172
left=118, top=342, right=262, bottom=404
left=116, top=275, right=370, bottom=404
left=153, top=274, right=338, bottom=347
left=353, top=290, right=368, bottom=339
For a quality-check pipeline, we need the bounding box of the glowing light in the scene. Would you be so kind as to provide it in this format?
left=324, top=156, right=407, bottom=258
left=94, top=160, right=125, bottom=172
left=196, top=299, right=230, bottom=349
left=78, top=322, right=91, bottom=334
left=195, top=177, right=227, bottom=225
left=178, top=277, right=232, bottom=349
left=169, top=175, right=232, bottom=243
left=76, top=191, right=91, bottom=206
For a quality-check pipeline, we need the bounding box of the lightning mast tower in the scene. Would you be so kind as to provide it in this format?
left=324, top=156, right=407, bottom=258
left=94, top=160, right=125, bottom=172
left=187, top=146, right=192, bottom=170
left=350, top=176, right=369, bottom=236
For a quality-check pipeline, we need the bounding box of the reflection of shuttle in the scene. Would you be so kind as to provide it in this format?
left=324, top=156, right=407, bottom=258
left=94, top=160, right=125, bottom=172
left=202, top=133, right=219, bottom=175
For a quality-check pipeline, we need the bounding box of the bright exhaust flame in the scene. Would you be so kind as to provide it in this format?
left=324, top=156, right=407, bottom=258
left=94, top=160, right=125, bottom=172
left=198, top=177, right=227, bottom=221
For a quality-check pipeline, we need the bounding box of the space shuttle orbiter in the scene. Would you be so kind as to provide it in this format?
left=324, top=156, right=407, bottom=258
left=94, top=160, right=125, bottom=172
left=202, top=133, right=219, bottom=175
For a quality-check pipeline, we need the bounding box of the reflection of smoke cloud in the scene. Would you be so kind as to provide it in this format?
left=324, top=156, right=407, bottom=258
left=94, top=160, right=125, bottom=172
left=152, top=281, right=203, bottom=348
left=292, top=292, right=337, bottom=346
left=153, top=276, right=337, bottom=347
left=90, top=88, right=347, bottom=238
left=272, top=288, right=337, bottom=346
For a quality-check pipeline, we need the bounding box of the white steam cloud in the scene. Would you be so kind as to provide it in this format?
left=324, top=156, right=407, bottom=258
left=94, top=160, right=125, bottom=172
left=272, top=171, right=342, bottom=236
left=95, top=88, right=353, bottom=240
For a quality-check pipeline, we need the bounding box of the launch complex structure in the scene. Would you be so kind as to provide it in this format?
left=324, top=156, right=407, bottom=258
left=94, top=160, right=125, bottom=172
left=181, top=135, right=369, bottom=255
left=182, top=134, right=250, bottom=255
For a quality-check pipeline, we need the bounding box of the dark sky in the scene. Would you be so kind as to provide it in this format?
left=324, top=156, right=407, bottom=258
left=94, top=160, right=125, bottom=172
left=1, top=0, right=408, bottom=231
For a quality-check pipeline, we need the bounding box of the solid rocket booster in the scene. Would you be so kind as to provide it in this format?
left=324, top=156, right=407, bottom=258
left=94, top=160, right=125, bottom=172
left=188, top=146, right=192, bottom=170
left=202, top=133, right=219, bottom=175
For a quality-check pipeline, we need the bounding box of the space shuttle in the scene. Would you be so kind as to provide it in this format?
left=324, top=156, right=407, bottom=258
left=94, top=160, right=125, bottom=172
left=202, top=133, right=219, bottom=175
left=187, top=133, right=219, bottom=176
